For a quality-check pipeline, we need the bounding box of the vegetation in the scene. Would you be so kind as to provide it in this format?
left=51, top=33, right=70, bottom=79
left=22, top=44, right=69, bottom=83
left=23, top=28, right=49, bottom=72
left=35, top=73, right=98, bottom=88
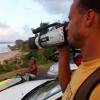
left=0, top=22, right=57, bottom=75
left=0, top=47, right=56, bottom=75
left=0, top=64, right=19, bottom=74
left=21, top=48, right=56, bottom=65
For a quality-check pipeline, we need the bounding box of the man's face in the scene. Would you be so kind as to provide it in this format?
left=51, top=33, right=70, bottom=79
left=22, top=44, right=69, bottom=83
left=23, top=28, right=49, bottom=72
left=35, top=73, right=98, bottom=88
left=67, top=0, right=85, bottom=48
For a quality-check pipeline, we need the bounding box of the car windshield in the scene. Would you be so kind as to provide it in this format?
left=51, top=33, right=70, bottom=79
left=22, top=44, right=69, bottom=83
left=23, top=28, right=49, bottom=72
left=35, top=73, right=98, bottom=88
left=23, top=80, right=61, bottom=100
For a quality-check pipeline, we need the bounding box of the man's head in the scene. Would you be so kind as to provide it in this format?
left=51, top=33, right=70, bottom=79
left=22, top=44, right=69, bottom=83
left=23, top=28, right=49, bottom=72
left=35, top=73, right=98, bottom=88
left=29, top=57, right=36, bottom=65
left=67, top=0, right=100, bottom=48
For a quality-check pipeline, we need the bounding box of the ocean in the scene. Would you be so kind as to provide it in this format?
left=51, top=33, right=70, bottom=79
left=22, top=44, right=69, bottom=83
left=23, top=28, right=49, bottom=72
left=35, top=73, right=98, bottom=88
left=0, top=42, right=15, bottom=53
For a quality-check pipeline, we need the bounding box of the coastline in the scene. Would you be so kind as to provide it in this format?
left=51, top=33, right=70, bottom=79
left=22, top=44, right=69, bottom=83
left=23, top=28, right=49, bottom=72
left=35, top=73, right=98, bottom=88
left=0, top=50, right=21, bottom=64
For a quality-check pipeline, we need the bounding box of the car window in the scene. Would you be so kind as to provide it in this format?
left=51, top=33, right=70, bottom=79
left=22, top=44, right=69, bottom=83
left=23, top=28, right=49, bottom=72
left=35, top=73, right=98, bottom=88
left=22, top=80, right=61, bottom=100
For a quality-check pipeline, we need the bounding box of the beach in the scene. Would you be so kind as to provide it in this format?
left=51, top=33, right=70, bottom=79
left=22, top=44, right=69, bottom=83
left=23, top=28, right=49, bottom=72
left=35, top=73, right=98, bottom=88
left=0, top=50, right=51, bottom=81
left=0, top=50, right=21, bottom=64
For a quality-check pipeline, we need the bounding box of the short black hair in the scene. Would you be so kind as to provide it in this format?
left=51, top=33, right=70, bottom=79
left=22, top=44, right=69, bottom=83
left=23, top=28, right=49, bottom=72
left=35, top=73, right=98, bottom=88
left=79, top=0, right=100, bottom=13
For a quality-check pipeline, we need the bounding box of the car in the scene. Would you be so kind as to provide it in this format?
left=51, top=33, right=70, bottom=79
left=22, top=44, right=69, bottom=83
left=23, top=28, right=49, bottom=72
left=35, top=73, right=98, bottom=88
left=22, top=79, right=62, bottom=100
left=47, top=62, right=78, bottom=77
left=24, top=62, right=78, bottom=100
left=0, top=62, right=78, bottom=100
left=47, top=50, right=80, bottom=78
left=0, top=78, right=62, bottom=100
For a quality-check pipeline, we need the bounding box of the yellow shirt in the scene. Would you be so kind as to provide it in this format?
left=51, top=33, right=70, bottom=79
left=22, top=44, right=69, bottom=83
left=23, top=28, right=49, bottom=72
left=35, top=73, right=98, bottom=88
left=62, top=58, right=100, bottom=100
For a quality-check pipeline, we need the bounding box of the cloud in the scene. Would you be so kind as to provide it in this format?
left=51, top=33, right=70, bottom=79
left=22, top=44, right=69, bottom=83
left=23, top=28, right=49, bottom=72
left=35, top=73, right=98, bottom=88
left=33, top=0, right=72, bottom=15
left=0, top=24, right=14, bottom=37
left=0, top=22, right=9, bottom=28
left=0, top=23, right=33, bottom=42
left=0, top=22, right=21, bottom=41
left=23, top=25, right=32, bottom=33
left=21, top=25, right=34, bottom=39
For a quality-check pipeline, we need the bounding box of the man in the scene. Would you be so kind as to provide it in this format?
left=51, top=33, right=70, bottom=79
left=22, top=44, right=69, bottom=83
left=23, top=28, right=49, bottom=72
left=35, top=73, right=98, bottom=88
left=18, top=57, right=38, bottom=80
left=58, top=0, right=100, bottom=99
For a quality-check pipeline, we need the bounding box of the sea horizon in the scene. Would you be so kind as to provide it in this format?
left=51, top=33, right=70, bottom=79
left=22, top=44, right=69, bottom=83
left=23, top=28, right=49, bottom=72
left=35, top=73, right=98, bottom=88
left=0, top=42, right=15, bottom=53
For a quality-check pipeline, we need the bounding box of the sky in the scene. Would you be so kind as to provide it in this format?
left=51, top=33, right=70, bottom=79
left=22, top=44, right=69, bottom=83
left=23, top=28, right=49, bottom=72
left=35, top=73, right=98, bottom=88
left=0, top=0, right=72, bottom=42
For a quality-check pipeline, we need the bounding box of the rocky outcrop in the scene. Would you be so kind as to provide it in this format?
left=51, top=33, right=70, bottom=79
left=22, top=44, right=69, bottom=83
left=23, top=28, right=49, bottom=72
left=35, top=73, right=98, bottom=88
left=8, top=40, right=29, bottom=51
left=8, top=45, right=18, bottom=51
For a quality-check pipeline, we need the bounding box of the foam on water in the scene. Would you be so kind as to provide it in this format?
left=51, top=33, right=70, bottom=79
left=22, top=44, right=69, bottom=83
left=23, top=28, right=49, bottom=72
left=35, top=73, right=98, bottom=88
left=0, top=42, right=15, bottom=53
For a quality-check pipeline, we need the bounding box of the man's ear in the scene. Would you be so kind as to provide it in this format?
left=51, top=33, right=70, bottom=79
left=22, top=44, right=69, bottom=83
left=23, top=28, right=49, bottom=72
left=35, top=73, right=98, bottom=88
left=84, top=9, right=95, bottom=27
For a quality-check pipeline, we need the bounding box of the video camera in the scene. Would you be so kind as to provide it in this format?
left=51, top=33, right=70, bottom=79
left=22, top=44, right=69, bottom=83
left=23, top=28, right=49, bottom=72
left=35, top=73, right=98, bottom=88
left=28, top=22, right=69, bottom=50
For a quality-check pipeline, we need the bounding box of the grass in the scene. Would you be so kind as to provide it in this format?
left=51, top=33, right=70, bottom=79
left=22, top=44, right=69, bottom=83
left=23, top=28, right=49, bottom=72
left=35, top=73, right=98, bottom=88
left=0, top=69, right=24, bottom=81
left=0, top=63, right=52, bottom=81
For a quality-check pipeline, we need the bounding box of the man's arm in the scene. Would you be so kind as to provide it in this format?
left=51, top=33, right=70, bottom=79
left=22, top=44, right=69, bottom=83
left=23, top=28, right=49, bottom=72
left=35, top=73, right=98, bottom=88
left=58, top=47, right=71, bottom=92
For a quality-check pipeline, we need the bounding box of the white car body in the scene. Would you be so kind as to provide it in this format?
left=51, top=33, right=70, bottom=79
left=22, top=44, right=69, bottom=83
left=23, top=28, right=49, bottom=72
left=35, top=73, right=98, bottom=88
left=47, top=62, right=78, bottom=76
left=0, top=79, right=54, bottom=100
